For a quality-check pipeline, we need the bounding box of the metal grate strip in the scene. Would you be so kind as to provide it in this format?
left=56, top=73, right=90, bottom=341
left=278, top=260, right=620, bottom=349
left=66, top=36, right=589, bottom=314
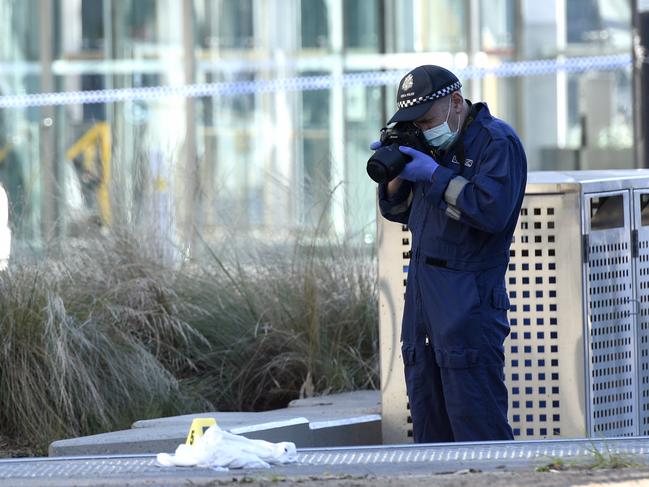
left=2, top=437, right=649, bottom=479
left=299, top=437, right=649, bottom=465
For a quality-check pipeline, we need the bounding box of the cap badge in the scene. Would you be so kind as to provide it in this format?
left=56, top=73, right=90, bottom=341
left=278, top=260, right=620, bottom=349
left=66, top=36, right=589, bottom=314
left=401, top=74, right=414, bottom=92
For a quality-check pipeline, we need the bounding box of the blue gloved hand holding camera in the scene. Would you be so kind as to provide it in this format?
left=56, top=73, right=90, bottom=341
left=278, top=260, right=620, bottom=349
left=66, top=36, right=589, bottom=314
left=397, top=146, right=439, bottom=182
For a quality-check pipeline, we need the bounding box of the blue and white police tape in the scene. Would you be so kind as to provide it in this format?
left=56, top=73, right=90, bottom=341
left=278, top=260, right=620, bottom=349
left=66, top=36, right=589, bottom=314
left=0, top=53, right=632, bottom=109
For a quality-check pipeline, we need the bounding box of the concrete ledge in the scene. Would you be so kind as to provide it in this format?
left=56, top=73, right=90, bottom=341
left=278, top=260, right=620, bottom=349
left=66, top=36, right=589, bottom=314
left=49, top=415, right=382, bottom=456
left=131, top=390, right=381, bottom=430
left=308, top=415, right=382, bottom=448
left=49, top=391, right=382, bottom=457
left=49, top=418, right=312, bottom=457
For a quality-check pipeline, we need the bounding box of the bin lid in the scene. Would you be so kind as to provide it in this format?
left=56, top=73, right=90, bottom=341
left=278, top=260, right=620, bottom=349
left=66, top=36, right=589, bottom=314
left=526, top=170, right=649, bottom=195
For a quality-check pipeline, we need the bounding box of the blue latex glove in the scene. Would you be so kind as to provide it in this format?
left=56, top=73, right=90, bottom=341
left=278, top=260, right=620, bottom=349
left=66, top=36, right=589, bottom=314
left=369, top=140, right=381, bottom=150
left=398, top=146, right=439, bottom=182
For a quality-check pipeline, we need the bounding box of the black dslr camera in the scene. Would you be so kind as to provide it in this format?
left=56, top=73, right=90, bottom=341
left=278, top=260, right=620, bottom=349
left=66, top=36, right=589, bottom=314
left=366, top=122, right=432, bottom=184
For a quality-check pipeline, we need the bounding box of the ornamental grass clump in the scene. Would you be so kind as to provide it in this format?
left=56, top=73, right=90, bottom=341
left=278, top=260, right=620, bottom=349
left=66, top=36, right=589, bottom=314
left=0, top=224, right=379, bottom=453
left=180, top=231, right=379, bottom=412
left=0, top=232, right=207, bottom=452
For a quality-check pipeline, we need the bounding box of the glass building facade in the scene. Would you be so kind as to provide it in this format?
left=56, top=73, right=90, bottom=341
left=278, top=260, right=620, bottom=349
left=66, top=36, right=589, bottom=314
left=0, top=0, right=634, bottom=251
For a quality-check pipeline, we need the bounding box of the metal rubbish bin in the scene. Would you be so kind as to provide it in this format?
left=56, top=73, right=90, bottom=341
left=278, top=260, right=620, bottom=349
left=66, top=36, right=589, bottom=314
left=378, top=170, right=649, bottom=444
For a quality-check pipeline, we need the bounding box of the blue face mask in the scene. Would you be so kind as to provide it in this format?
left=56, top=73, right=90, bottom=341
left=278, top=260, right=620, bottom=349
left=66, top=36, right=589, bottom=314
left=422, top=97, right=458, bottom=149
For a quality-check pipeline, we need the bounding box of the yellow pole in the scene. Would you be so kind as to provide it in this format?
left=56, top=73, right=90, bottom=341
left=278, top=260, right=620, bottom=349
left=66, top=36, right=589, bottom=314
left=66, top=122, right=112, bottom=227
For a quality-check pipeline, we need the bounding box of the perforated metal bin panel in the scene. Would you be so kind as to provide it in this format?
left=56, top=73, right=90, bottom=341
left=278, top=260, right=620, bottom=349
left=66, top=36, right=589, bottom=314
left=632, top=189, right=649, bottom=435
left=378, top=170, right=649, bottom=444
left=583, top=191, right=636, bottom=436
left=505, top=191, right=585, bottom=440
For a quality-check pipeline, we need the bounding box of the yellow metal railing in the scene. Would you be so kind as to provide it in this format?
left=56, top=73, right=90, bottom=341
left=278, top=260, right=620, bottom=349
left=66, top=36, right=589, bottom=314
left=66, top=122, right=112, bottom=227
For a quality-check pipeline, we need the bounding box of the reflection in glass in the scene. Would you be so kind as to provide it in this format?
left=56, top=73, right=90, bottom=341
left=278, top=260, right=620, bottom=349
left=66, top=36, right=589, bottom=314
left=0, top=0, right=637, bottom=251
left=302, top=83, right=330, bottom=229
left=301, top=0, right=329, bottom=50
left=344, top=0, right=380, bottom=51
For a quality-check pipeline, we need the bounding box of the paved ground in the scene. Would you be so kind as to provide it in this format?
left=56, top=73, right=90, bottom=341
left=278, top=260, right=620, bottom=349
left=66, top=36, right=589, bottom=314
left=197, top=469, right=649, bottom=487
left=3, top=457, right=649, bottom=486
left=5, top=437, right=649, bottom=486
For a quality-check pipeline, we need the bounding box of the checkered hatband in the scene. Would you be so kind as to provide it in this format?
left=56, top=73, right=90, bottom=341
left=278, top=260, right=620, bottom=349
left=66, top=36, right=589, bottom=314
left=396, top=80, right=463, bottom=109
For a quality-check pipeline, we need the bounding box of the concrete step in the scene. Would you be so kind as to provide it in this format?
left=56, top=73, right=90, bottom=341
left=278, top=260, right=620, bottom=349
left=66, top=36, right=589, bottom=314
left=48, top=390, right=382, bottom=457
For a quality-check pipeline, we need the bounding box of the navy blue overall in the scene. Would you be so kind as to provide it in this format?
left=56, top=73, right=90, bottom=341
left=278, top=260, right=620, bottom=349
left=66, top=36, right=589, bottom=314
left=378, top=102, right=527, bottom=443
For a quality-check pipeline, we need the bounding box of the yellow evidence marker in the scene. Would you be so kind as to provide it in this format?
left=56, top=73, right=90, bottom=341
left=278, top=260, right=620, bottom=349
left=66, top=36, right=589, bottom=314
left=185, top=418, right=217, bottom=446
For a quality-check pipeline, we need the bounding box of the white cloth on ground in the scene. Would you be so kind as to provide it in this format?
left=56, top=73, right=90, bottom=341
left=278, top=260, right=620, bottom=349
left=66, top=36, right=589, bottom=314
left=156, top=423, right=298, bottom=470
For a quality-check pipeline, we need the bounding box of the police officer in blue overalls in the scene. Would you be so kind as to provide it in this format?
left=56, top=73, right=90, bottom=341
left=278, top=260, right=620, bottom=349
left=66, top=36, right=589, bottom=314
left=375, top=65, right=527, bottom=442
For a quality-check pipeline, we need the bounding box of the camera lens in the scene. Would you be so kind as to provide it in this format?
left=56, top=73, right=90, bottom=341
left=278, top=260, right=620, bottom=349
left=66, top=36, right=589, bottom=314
left=366, top=144, right=409, bottom=183
left=366, top=159, right=390, bottom=184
